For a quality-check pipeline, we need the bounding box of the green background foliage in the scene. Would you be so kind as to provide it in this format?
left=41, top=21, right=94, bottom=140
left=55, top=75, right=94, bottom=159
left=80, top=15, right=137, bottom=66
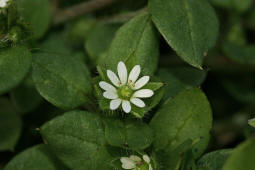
left=0, top=0, right=255, bottom=169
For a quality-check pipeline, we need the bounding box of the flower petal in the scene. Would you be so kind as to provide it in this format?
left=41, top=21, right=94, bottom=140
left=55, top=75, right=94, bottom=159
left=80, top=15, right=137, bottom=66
left=122, top=100, right=131, bottom=113
left=99, top=81, right=117, bottom=92
left=110, top=99, right=121, bottom=110
left=128, top=65, right=141, bottom=84
left=103, top=91, right=118, bottom=99
left=120, top=157, right=136, bottom=169
left=132, top=89, right=154, bottom=98
left=130, top=155, right=141, bottom=162
left=130, top=98, right=145, bottom=108
left=118, top=61, right=127, bottom=85
left=143, top=155, right=150, bottom=163
left=149, top=164, right=153, bottom=170
left=107, top=70, right=120, bottom=87
left=133, top=76, right=150, bottom=90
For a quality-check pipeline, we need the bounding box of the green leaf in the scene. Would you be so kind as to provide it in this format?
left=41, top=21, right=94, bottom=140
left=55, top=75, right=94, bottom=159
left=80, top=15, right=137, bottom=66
left=222, top=77, right=255, bottom=104
left=85, top=23, right=119, bottom=65
left=154, top=139, right=193, bottom=170
left=211, top=0, right=253, bottom=13
left=150, top=88, right=212, bottom=158
left=223, top=43, right=255, bottom=65
left=17, top=0, right=51, bottom=40
left=4, top=144, right=67, bottom=170
left=223, top=140, right=255, bottom=170
left=0, top=98, right=22, bottom=151
left=158, top=67, right=207, bottom=100
left=248, top=118, right=255, bottom=127
left=106, top=12, right=159, bottom=75
left=0, top=46, right=32, bottom=95
left=197, top=149, right=232, bottom=170
left=32, top=52, right=92, bottom=109
left=149, top=0, right=219, bottom=68
left=41, top=111, right=114, bottom=170
left=103, top=118, right=154, bottom=150
left=10, top=76, right=43, bottom=114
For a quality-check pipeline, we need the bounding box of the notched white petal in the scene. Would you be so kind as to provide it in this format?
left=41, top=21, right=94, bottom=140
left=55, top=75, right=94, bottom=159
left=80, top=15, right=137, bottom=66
left=132, top=89, right=154, bottom=98
left=143, top=155, right=150, bottom=163
left=130, top=98, right=145, bottom=108
left=130, top=155, right=141, bottom=162
left=128, top=65, right=141, bottom=84
left=103, top=91, right=118, bottom=99
left=107, top=70, right=120, bottom=87
left=110, top=99, right=121, bottom=110
left=118, top=61, right=127, bottom=85
left=120, top=157, right=136, bottom=169
left=133, top=76, right=150, bottom=90
left=122, top=100, right=131, bottom=113
left=99, top=81, right=116, bottom=92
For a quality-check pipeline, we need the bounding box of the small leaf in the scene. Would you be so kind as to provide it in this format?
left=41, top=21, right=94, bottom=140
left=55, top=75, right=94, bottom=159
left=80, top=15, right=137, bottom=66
left=106, top=12, right=159, bottom=75
left=32, top=52, right=92, bottom=109
left=197, top=149, right=232, bottom=170
left=4, top=144, right=68, bottom=170
left=150, top=88, right=212, bottom=158
left=211, top=0, right=253, bottom=13
left=248, top=118, right=255, bottom=127
left=10, top=76, right=43, bottom=114
left=85, top=23, right=120, bottom=65
left=223, top=140, right=255, bottom=170
left=17, top=0, right=51, bottom=39
left=0, top=46, right=32, bottom=95
left=0, top=98, right=22, bottom=151
left=158, top=67, right=207, bottom=100
left=103, top=118, right=154, bottom=150
left=41, top=111, right=114, bottom=170
left=149, top=0, right=219, bottom=68
left=223, top=42, right=255, bottom=65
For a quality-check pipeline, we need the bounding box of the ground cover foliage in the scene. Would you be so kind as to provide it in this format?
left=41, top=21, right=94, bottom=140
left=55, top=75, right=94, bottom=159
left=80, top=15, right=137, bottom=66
left=0, top=0, right=255, bottom=169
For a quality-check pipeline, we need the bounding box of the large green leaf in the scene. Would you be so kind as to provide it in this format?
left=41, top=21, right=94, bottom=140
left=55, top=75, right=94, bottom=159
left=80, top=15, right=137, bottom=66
left=32, top=52, right=92, bottom=109
left=103, top=118, right=154, bottom=150
left=0, top=98, right=22, bottom=151
left=0, top=46, right=32, bottom=95
left=223, top=140, right=255, bottom=170
left=149, top=0, right=219, bottom=68
left=106, top=12, right=159, bottom=75
left=41, top=111, right=114, bottom=170
left=158, top=67, right=207, bottom=100
left=150, top=88, right=212, bottom=158
left=198, top=149, right=232, bottom=170
left=17, top=0, right=51, bottom=40
left=4, top=144, right=67, bottom=170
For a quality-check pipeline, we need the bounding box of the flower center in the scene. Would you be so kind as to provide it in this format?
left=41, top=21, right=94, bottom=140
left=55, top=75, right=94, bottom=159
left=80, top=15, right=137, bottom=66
left=137, top=162, right=149, bottom=170
left=117, top=85, right=133, bottom=100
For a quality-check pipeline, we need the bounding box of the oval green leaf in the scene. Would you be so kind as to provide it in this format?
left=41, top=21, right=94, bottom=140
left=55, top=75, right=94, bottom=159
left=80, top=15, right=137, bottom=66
left=223, top=140, right=255, bottom=170
left=17, top=0, right=51, bottom=40
left=149, top=0, right=219, bottom=68
left=41, top=111, right=114, bottom=170
left=32, top=52, right=92, bottom=109
left=150, top=88, right=212, bottom=158
left=4, top=144, right=67, bottom=170
left=106, top=12, right=159, bottom=75
left=0, top=46, right=32, bottom=95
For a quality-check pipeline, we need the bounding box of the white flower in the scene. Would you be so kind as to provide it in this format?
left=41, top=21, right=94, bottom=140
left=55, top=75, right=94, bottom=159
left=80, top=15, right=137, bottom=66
left=99, top=61, right=154, bottom=113
left=120, top=155, right=153, bottom=170
left=0, top=0, right=10, bottom=8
